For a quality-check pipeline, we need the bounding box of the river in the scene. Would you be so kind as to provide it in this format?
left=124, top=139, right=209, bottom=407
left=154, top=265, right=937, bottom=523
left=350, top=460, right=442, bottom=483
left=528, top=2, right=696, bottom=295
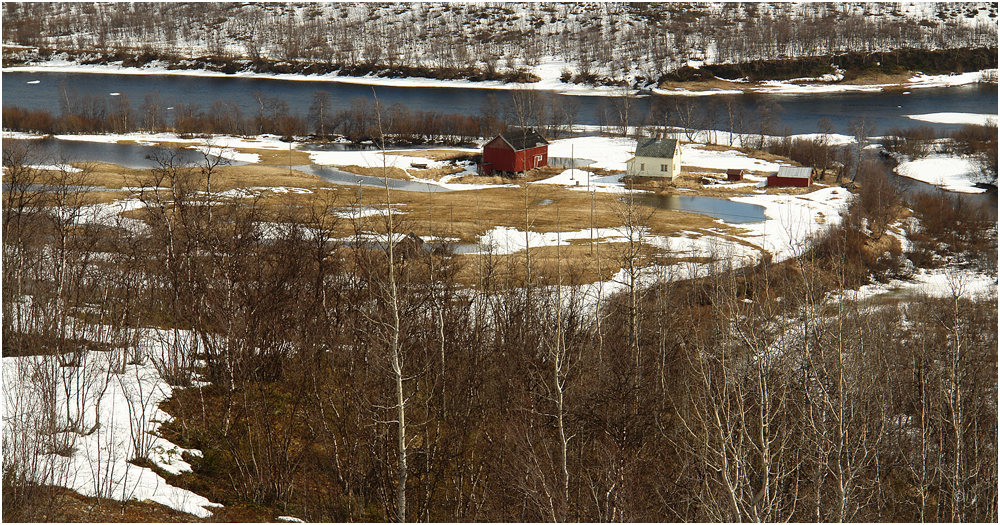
left=3, top=70, right=997, bottom=135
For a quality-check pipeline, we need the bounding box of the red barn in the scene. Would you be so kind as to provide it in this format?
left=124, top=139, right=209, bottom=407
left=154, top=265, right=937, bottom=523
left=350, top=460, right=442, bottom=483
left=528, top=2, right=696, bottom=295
left=767, top=166, right=813, bottom=187
left=481, top=129, right=549, bottom=176
left=727, top=168, right=746, bottom=181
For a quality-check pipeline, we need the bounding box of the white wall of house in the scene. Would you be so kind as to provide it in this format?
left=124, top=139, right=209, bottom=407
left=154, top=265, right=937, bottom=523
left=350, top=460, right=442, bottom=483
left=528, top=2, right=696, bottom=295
left=626, top=153, right=681, bottom=180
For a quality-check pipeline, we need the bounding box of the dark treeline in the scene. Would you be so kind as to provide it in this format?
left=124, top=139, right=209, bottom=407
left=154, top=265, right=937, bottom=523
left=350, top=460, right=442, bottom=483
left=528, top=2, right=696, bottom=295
left=667, top=47, right=998, bottom=83
left=2, top=83, right=589, bottom=145
left=3, top=87, right=483, bottom=145
left=3, top=139, right=997, bottom=522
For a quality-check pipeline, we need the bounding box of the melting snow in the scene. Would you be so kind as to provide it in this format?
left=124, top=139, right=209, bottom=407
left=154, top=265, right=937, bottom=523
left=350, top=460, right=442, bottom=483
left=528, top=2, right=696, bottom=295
left=2, top=332, right=223, bottom=518
left=896, top=154, right=987, bottom=193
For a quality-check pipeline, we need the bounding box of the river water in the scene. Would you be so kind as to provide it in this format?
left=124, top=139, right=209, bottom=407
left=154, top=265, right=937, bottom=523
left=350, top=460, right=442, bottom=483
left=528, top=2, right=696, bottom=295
left=4, top=70, right=997, bottom=135
left=4, top=71, right=995, bottom=218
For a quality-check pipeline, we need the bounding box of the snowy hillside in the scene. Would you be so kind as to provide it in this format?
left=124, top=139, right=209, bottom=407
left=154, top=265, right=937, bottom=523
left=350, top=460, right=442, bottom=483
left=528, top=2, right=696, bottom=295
left=3, top=2, right=997, bottom=87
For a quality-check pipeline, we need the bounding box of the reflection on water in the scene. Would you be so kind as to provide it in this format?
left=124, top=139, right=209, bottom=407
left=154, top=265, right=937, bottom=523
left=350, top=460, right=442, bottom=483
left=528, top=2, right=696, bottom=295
left=633, top=194, right=767, bottom=223
left=893, top=174, right=998, bottom=218
left=5, top=138, right=245, bottom=170
left=299, top=143, right=380, bottom=152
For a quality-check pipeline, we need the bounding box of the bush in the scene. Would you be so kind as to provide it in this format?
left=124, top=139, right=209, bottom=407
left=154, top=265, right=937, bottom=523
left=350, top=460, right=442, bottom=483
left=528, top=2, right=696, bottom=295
left=2, top=106, right=57, bottom=134
left=881, top=126, right=938, bottom=159
left=950, top=121, right=998, bottom=184
left=908, top=192, right=997, bottom=271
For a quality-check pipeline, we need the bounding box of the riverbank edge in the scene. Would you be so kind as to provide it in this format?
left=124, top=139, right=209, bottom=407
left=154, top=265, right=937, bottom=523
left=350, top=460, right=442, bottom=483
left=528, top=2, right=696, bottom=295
left=3, top=54, right=997, bottom=97
left=5, top=129, right=992, bottom=199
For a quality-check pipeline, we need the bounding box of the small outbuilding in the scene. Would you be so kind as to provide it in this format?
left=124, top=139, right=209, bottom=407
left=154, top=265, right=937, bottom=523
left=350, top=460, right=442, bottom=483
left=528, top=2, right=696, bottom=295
left=727, top=168, right=746, bottom=181
left=767, top=166, right=813, bottom=187
left=626, top=137, right=682, bottom=180
left=481, top=128, right=549, bottom=176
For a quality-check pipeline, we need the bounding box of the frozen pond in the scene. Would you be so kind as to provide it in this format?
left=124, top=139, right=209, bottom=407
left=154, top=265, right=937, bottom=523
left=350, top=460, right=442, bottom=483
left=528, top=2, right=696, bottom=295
left=633, top=194, right=767, bottom=223
left=3, top=138, right=245, bottom=169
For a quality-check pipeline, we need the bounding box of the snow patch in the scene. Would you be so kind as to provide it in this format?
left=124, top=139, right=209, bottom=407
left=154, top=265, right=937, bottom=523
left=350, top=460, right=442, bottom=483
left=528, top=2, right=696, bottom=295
left=3, top=337, right=223, bottom=518
left=906, top=112, right=997, bottom=126
left=896, top=154, right=988, bottom=193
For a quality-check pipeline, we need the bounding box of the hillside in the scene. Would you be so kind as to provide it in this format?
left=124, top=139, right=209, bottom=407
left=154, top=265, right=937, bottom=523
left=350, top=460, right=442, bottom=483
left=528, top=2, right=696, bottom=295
left=3, top=2, right=997, bottom=88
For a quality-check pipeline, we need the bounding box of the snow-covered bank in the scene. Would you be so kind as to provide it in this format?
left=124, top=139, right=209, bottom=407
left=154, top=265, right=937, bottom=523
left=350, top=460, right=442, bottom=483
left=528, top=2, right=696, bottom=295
left=5, top=59, right=996, bottom=96
left=653, top=70, right=996, bottom=96
left=896, top=153, right=989, bottom=194
left=832, top=267, right=998, bottom=302
left=730, top=187, right=851, bottom=263
left=2, top=330, right=222, bottom=518
left=906, top=112, right=997, bottom=126
left=3, top=58, right=628, bottom=95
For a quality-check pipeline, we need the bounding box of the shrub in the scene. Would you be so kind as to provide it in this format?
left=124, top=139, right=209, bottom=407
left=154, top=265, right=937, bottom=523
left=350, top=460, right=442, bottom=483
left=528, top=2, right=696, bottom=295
left=2, top=106, right=57, bottom=134
left=881, top=126, right=938, bottom=159
left=908, top=192, right=997, bottom=271
left=950, top=121, right=998, bottom=184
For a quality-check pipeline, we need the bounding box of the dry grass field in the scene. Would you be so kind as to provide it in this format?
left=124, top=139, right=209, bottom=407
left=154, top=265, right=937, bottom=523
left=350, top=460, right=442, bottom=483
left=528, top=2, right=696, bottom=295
left=13, top=141, right=829, bottom=285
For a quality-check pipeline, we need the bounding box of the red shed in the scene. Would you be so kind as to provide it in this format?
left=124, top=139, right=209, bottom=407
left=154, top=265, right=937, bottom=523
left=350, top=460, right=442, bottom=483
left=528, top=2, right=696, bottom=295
left=767, top=166, right=813, bottom=187
left=481, top=128, right=549, bottom=176
left=727, top=168, right=746, bottom=181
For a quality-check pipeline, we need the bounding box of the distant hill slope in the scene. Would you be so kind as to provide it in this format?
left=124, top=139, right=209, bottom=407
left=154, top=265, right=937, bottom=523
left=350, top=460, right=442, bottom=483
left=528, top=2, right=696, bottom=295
left=2, top=2, right=997, bottom=87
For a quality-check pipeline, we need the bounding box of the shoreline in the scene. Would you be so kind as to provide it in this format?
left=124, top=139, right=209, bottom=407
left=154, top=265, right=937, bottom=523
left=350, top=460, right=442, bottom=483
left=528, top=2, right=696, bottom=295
left=3, top=60, right=996, bottom=97
left=5, top=129, right=991, bottom=197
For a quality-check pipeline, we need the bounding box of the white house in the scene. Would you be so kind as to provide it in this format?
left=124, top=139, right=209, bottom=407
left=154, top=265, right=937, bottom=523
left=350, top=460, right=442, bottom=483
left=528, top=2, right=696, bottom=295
left=626, top=138, right=682, bottom=180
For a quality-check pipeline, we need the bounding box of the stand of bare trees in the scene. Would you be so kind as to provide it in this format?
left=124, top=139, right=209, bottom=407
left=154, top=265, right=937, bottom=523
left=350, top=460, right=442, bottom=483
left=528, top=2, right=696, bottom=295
left=3, top=138, right=997, bottom=522
left=5, top=3, right=995, bottom=87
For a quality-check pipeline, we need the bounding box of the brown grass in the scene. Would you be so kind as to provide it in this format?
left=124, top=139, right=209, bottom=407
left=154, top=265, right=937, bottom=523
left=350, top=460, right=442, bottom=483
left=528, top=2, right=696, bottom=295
left=411, top=166, right=467, bottom=181
left=245, top=147, right=314, bottom=167
left=656, top=78, right=753, bottom=92
left=842, top=71, right=915, bottom=86
left=337, top=181, right=753, bottom=245
left=451, top=174, right=506, bottom=185
left=29, top=143, right=831, bottom=284
left=339, top=163, right=467, bottom=182
left=388, top=149, right=477, bottom=162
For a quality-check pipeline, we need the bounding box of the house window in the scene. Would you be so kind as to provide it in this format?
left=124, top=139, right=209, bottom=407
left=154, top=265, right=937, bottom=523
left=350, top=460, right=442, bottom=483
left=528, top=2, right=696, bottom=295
left=640, top=163, right=645, bottom=171
left=661, top=164, right=669, bottom=172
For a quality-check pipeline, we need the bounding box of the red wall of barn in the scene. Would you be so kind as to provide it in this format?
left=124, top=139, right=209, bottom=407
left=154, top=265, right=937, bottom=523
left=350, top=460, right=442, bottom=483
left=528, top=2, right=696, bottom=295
left=483, top=140, right=548, bottom=173
left=483, top=137, right=514, bottom=172
left=513, top=146, right=548, bottom=172
left=767, top=175, right=812, bottom=187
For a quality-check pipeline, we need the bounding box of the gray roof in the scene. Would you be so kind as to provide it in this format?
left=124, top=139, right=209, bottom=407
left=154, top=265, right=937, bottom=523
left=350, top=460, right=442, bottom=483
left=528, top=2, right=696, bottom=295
left=498, top=128, right=549, bottom=151
left=635, top=138, right=680, bottom=159
left=775, top=166, right=814, bottom=178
